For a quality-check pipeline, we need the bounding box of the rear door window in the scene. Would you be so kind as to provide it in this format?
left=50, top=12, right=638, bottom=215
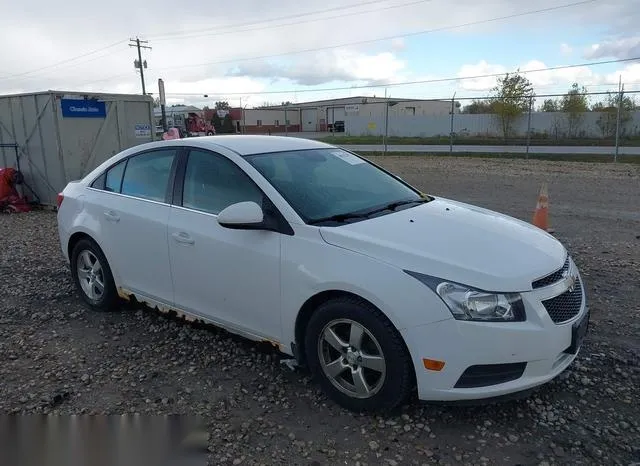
left=120, top=149, right=177, bottom=202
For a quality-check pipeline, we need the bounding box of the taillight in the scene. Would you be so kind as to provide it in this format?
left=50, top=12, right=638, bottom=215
left=56, top=193, right=64, bottom=209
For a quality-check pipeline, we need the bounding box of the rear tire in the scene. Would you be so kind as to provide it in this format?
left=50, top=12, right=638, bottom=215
left=70, top=238, right=119, bottom=311
left=305, top=296, right=414, bottom=413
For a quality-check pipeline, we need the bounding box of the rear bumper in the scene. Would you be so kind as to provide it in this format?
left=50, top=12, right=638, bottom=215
left=57, top=216, right=71, bottom=263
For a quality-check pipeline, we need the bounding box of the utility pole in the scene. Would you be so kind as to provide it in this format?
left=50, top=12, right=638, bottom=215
left=243, top=105, right=247, bottom=134
left=158, top=78, right=167, bottom=132
left=383, top=88, right=389, bottom=155
left=614, top=76, right=623, bottom=163
left=284, top=104, right=289, bottom=136
left=526, top=94, right=533, bottom=158
left=129, top=37, right=152, bottom=95
left=449, top=92, right=456, bottom=154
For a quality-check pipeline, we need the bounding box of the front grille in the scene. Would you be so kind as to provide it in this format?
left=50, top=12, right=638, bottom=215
left=541, top=277, right=583, bottom=324
left=454, top=362, right=527, bottom=388
left=532, top=255, right=570, bottom=289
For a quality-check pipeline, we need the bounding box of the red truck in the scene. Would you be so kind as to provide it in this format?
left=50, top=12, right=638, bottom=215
left=185, top=112, right=216, bottom=137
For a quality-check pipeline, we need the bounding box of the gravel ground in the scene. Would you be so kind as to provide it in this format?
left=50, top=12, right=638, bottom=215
left=1, top=156, right=639, bottom=466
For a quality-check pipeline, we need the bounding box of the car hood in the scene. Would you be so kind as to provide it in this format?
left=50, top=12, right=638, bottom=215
left=318, top=197, right=566, bottom=292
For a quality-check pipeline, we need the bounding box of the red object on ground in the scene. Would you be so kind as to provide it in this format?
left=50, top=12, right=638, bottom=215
left=0, top=167, right=31, bottom=213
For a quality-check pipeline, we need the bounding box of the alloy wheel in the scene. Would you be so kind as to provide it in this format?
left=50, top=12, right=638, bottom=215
left=317, top=318, right=387, bottom=399
left=76, top=250, right=105, bottom=301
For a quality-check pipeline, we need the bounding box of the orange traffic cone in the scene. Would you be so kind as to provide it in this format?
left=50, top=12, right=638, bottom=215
left=532, top=183, right=554, bottom=233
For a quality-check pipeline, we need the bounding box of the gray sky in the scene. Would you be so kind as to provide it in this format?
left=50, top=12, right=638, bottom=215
left=1, top=0, right=639, bottom=106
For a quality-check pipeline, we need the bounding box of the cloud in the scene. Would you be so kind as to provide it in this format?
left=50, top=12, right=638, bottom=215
left=519, top=60, right=597, bottom=88
left=456, top=61, right=506, bottom=91
left=560, top=43, right=573, bottom=56
left=454, top=57, right=602, bottom=93
left=583, top=36, right=640, bottom=60
left=390, top=38, right=406, bottom=51
left=1, top=0, right=639, bottom=100
left=602, top=63, right=640, bottom=86
left=226, top=50, right=406, bottom=86
left=454, top=59, right=640, bottom=94
left=156, top=76, right=266, bottom=107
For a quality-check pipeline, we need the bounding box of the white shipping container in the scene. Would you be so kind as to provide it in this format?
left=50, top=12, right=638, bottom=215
left=0, top=90, right=155, bottom=206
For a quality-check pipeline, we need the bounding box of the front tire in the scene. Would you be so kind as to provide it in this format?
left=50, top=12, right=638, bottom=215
left=305, top=296, right=414, bottom=413
left=70, top=238, right=119, bottom=311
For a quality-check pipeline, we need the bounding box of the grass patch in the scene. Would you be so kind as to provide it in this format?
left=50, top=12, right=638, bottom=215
left=356, top=151, right=640, bottom=164
left=318, top=135, right=640, bottom=147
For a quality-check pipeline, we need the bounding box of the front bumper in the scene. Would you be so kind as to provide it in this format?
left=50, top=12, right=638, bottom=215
left=402, top=273, right=589, bottom=402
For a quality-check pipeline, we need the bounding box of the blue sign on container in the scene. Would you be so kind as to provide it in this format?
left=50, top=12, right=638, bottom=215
left=60, top=99, right=106, bottom=118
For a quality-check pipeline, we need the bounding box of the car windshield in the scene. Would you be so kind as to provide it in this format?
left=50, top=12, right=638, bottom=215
left=245, top=148, right=430, bottom=225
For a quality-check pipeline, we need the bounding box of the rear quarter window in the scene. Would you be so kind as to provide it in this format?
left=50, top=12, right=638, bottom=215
left=90, top=172, right=106, bottom=190
left=105, top=160, right=127, bottom=192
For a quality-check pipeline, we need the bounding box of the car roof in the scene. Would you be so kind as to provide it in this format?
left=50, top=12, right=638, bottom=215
left=81, top=135, right=339, bottom=185
left=151, top=134, right=334, bottom=156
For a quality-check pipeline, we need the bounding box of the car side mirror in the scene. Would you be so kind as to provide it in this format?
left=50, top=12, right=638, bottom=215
left=217, top=201, right=265, bottom=229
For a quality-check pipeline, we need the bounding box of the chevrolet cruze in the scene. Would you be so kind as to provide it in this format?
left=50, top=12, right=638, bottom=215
left=57, top=135, right=589, bottom=412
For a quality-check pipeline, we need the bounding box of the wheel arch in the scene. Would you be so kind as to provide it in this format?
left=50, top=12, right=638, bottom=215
left=293, top=289, right=412, bottom=369
left=66, top=231, right=119, bottom=284
left=67, top=231, right=100, bottom=261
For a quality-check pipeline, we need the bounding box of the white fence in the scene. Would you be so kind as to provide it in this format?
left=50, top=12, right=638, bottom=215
left=345, top=111, right=640, bottom=139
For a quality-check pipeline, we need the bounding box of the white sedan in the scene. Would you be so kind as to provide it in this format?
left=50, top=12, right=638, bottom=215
left=56, top=135, right=589, bottom=412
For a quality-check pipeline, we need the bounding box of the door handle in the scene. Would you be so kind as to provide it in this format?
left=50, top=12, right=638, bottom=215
left=104, top=210, right=120, bottom=222
left=172, top=232, right=195, bottom=245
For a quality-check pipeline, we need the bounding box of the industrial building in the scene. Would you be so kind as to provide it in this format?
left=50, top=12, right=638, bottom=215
left=241, top=108, right=301, bottom=133
left=247, top=96, right=459, bottom=133
left=151, top=96, right=460, bottom=135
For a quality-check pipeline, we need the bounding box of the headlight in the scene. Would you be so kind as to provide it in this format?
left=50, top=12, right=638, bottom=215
left=405, top=271, right=526, bottom=322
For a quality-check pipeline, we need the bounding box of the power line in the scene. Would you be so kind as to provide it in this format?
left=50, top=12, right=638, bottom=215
left=585, top=81, right=640, bottom=88
left=379, top=89, right=640, bottom=104
left=149, top=0, right=422, bottom=40
left=151, top=0, right=598, bottom=72
left=162, top=56, right=640, bottom=97
left=0, top=39, right=127, bottom=81
left=216, top=90, right=640, bottom=108
left=7, top=48, right=130, bottom=82
left=152, top=0, right=432, bottom=42
left=25, top=0, right=598, bottom=88
left=6, top=1, right=420, bottom=86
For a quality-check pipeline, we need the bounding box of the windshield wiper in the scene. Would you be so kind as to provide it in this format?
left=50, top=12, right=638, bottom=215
left=308, top=197, right=431, bottom=226
left=364, top=197, right=431, bottom=216
left=308, top=211, right=370, bottom=225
